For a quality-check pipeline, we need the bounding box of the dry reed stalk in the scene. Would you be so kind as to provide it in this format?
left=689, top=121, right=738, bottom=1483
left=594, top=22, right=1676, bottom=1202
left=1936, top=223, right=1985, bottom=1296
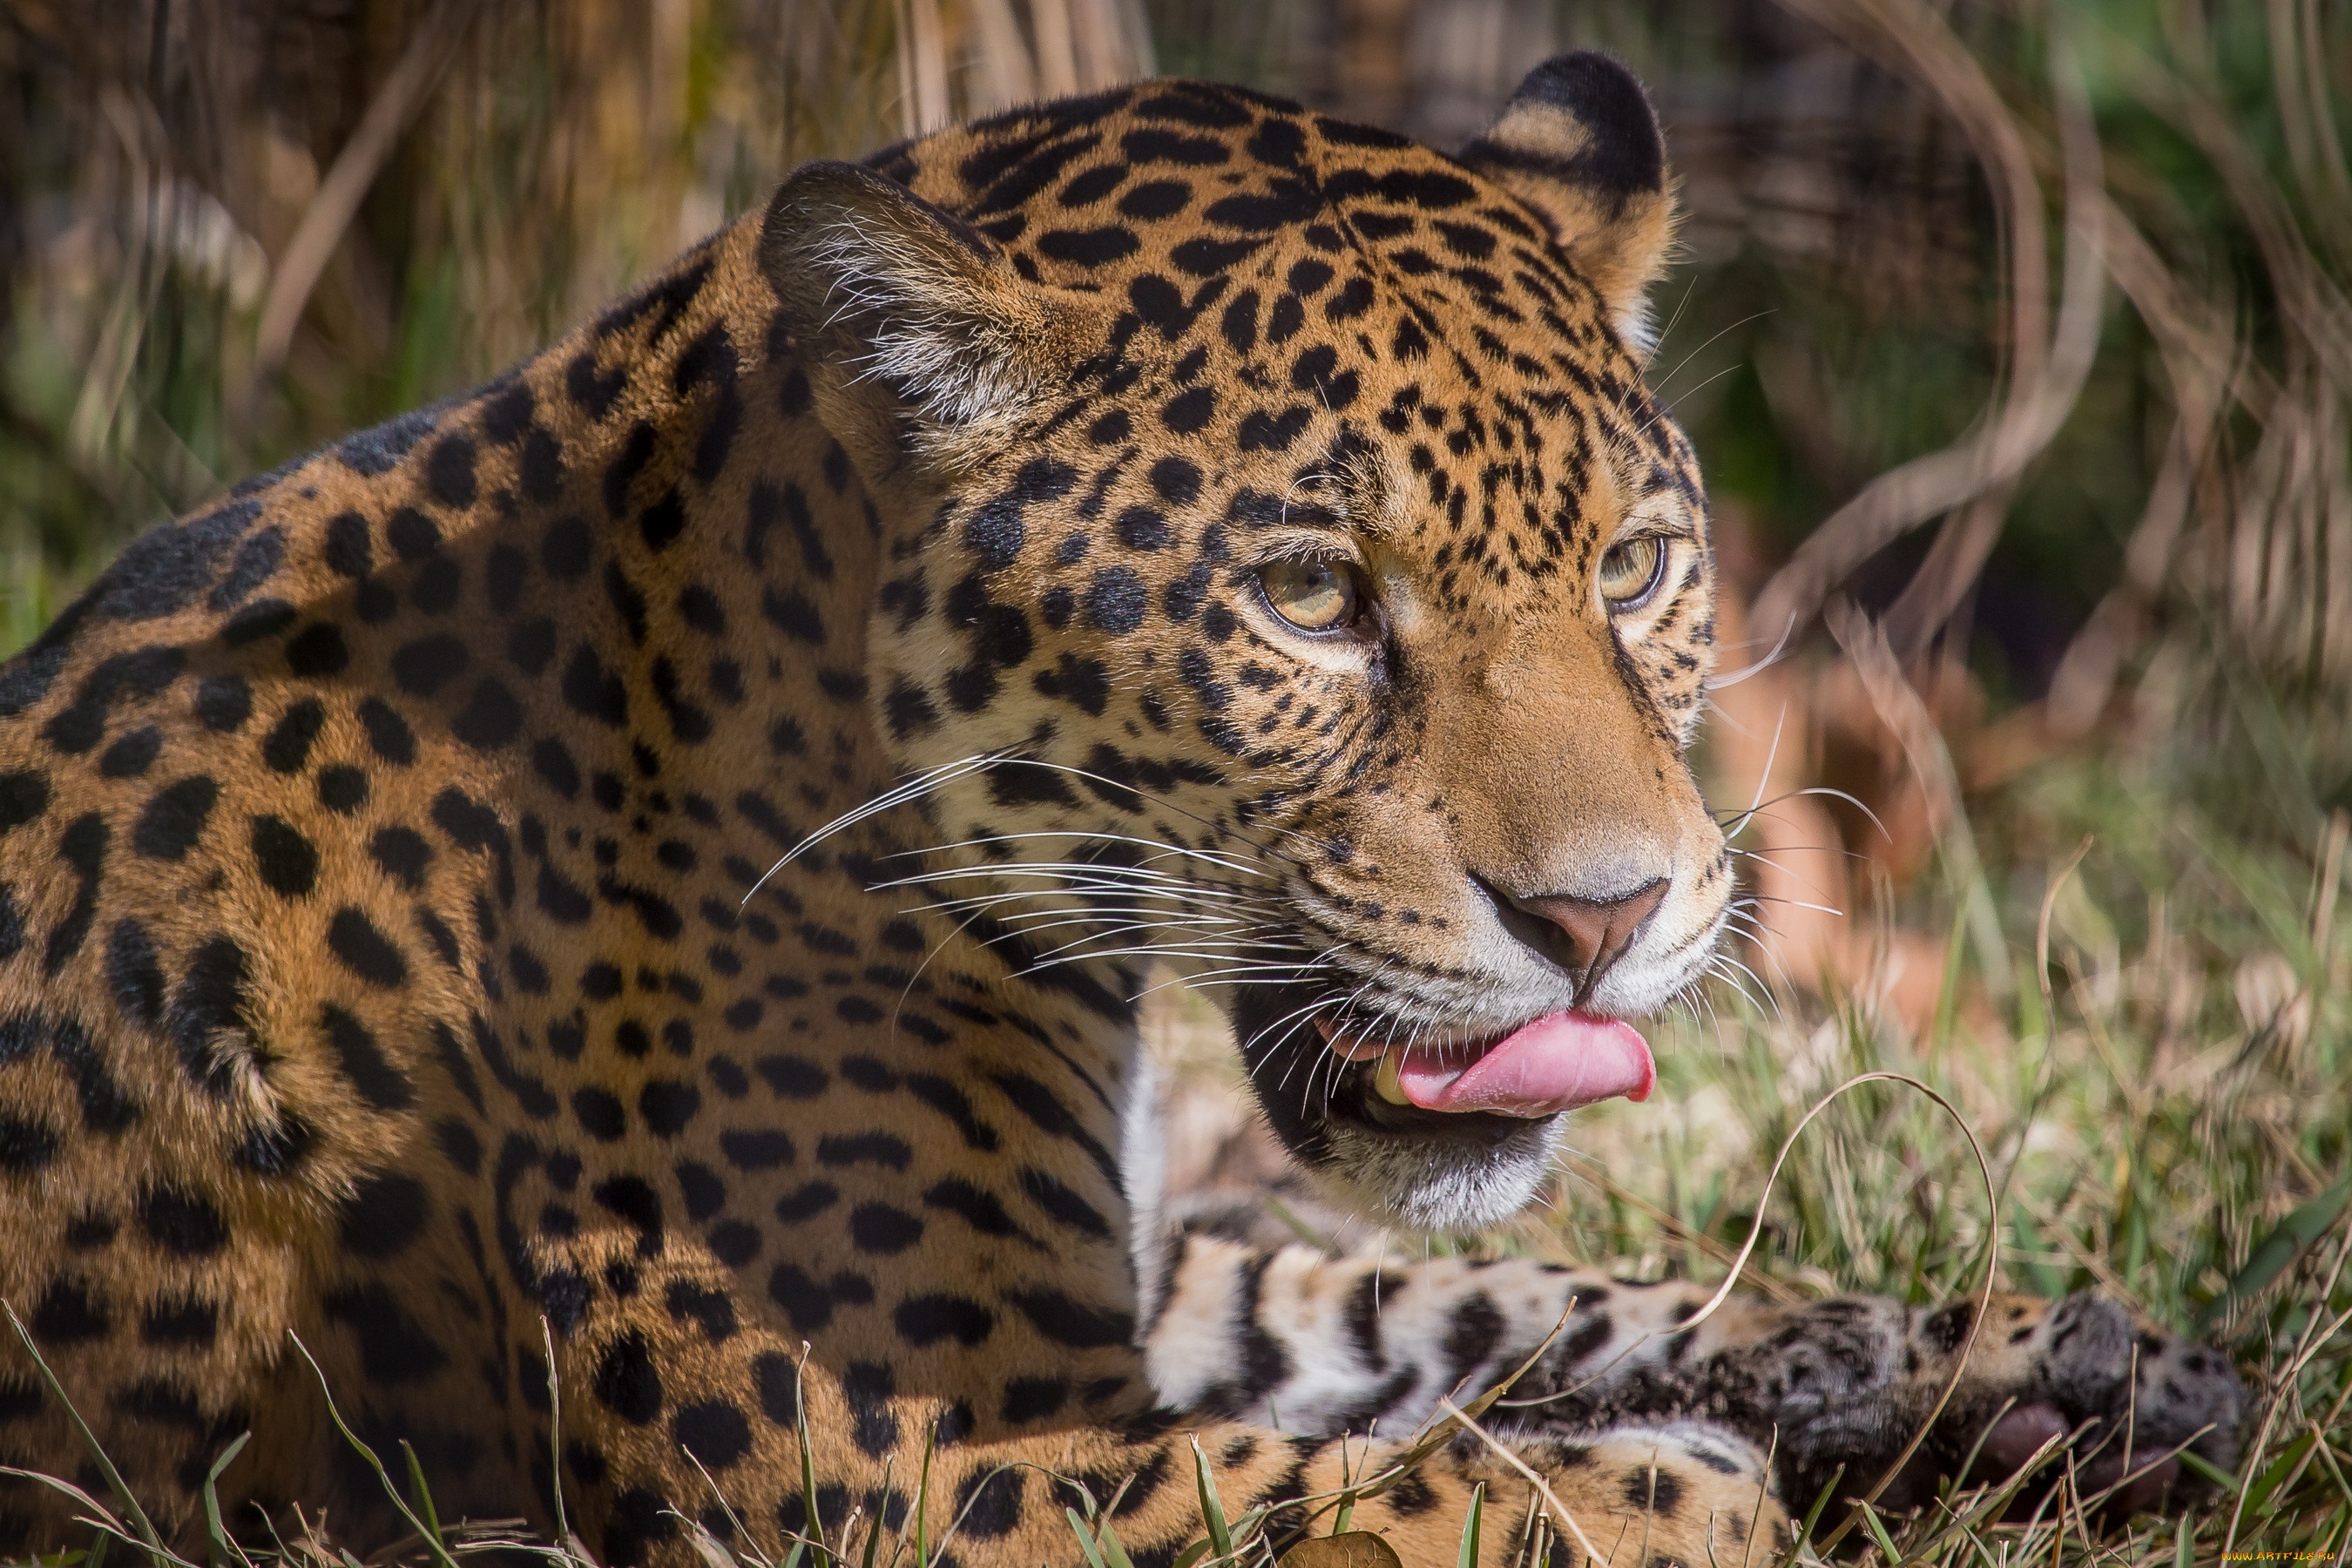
left=1722, top=0, right=2352, bottom=819
left=890, top=0, right=1153, bottom=137
left=247, top=0, right=482, bottom=400
left=1825, top=597, right=2011, bottom=1003
left=897, top=0, right=955, bottom=136
left=2104, top=18, right=2352, bottom=686
left=1880, top=31, right=2106, bottom=661
left=1748, top=0, right=2102, bottom=659
left=2041, top=194, right=2246, bottom=739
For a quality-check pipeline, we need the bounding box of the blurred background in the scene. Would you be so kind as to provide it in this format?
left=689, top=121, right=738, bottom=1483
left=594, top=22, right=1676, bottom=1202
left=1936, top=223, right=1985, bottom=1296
left=0, top=1, right=2348, bottom=1554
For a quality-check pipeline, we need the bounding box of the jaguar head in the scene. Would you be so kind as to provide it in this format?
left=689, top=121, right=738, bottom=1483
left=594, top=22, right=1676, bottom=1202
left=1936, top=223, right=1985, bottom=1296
left=762, top=54, right=1729, bottom=1232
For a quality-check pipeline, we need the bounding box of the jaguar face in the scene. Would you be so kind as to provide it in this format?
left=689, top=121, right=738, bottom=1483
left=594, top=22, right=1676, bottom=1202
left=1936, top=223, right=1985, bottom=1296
left=764, top=57, right=1729, bottom=1231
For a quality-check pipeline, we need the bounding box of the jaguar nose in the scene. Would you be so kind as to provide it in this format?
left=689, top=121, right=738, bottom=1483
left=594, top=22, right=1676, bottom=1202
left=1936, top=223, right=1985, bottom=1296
left=1488, top=877, right=1669, bottom=995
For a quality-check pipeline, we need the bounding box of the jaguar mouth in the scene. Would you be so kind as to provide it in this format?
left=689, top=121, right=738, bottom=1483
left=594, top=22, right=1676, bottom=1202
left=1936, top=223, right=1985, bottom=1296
left=1317, top=1010, right=1655, bottom=1119
left=1230, top=985, right=1653, bottom=1228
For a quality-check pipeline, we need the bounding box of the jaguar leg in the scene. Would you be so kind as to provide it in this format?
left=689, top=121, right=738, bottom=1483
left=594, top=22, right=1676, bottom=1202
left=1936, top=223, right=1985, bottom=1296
left=531, top=1226, right=1779, bottom=1568
left=1146, top=1235, right=2243, bottom=1523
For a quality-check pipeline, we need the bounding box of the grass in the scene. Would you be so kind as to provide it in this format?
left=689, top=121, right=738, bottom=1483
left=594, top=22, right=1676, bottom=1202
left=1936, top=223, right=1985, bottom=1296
left=1591, top=679, right=2352, bottom=1566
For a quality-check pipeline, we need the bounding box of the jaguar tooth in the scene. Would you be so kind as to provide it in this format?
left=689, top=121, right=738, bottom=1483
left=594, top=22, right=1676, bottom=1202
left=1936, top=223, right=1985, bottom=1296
left=1373, top=1050, right=1410, bottom=1105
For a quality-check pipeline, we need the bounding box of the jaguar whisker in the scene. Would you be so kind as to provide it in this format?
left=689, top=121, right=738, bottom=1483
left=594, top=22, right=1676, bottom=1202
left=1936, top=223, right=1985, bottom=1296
left=886, top=828, right=1281, bottom=882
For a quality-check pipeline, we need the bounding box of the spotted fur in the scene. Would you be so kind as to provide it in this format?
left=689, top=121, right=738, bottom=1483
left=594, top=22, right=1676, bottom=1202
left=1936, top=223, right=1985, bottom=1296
left=0, top=56, right=2238, bottom=1565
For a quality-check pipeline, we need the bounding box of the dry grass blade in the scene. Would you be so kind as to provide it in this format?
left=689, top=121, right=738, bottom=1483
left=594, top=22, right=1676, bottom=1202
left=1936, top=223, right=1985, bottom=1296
left=893, top=0, right=1152, bottom=137
left=1558, top=1154, right=1801, bottom=1306
left=1882, top=30, right=2107, bottom=659
left=247, top=0, right=485, bottom=398
left=1434, top=1402, right=1609, bottom=1567
left=2223, top=1217, right=2352, bottom=1558
left=1827, top=598, right=2008, bottom=1000
left=1747, top=0, right=2101, bottom=647
left=1184, top=1296, right=1598, bottom=1563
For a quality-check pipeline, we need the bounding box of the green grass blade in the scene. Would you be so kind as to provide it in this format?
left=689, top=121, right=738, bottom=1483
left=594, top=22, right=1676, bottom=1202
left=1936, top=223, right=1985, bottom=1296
left=681, top=1513, right=742, bottom=1568
left=1065, top=1509, right=1111, bottom=1568
left=1454, top=1483, right=1484, bottom=1568
left=14, top=1518, right=186, bottom=1568
left=1168, top=1541, right=1213, bottom=1568
left=1857, top=1502, right=1902, bottom=1564
left=1928, top=890, right=1971, bottom=1054
left=1191, top=1440, right=1233, bottom=1560
left=0, top=1466, right=133, bottom=1546
left=1793, top=1462, right=1845, bottom=1551
left=3, top=1302, right=179, bottom=1565
left=199, top=1431, right=252, bottom=1568
left=859, top=1456, right=893, bottom=1568
left=791, top=1349, right=834, bottom=1568
left=2180, top=1450, right=2243, bottom=1496
left=2245, top=1430, right=2319, bottom=1516
left=402, top=1439, right=447, bottom=1552
left=914, top=1422, right=936, bottom=1567
left=2196, top=1179, right=2351, bottom=1333
left=1330, top=1443, right=1356, bottom=1538
left=286, top=1333, right=461, bottom=1568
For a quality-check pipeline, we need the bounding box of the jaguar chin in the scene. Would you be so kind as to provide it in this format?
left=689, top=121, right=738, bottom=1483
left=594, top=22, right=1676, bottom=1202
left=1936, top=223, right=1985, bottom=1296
left=1240, top=1007, right=1578, bottom=1233
left=1225, top=886, right=1734, bottom=1233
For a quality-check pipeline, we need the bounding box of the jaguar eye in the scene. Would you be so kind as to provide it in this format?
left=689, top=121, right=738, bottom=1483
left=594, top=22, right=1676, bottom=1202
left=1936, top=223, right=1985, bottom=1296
left=1597, top=535, right=1667, bottom=609
left=1257, top=558, right=1362, bottom=633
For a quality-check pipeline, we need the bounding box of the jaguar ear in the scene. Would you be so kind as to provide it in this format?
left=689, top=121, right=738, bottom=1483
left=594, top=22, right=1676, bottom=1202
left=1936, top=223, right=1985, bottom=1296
left=1460, top=53, right=1678, bottom=354
left=759, top=162, right=1105, bottom=470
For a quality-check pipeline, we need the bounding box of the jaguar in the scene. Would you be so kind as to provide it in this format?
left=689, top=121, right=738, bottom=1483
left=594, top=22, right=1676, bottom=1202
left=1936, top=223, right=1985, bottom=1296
left=0, top=52, right=2242, bottom=1565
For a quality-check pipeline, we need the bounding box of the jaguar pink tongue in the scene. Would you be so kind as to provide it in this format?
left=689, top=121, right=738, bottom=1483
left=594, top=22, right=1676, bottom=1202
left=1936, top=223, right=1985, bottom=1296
left=1395, top=1011, right=1655, bottom=1118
